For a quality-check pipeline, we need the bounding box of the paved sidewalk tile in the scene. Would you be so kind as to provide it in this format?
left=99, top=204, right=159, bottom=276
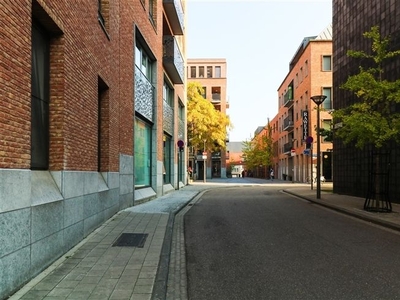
left=10, top=211, right=168, bottom=300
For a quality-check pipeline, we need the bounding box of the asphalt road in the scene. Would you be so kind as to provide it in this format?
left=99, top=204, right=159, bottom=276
left=184, top=186, right=400, bottom=300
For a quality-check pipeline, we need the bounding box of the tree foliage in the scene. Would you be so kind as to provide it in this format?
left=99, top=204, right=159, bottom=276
left=242, top=124, right=273, bottom=170
left=333, top=26, right=400, bottom=149
left=187, top=82, right=231, bottom=152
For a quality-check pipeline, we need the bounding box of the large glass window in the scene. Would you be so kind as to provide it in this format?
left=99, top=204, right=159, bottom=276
left=322, top=87, right=332, bottom=109
left=322, top=55, right=332, bottom=71
left=135, top=118, right=152, bottom=188
left=163, top=134, right=172, bottom=184
left=31, top=23, right=50, bottom=170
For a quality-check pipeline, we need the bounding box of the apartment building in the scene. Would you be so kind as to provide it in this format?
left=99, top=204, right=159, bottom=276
left=0, top=0, right=186, bottom=297
left=333, top=0, right=400, bottom=199
left=275, top=25, right=333, bottom=182
left=187, top=58, right=229, bottom=179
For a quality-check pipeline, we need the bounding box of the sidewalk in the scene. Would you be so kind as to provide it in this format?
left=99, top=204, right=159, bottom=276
left=8, top=179, right=400, bottom=300
left=283, top=182, right=400, bottom=232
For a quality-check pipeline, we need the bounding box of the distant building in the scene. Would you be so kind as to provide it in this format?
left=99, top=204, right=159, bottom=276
left=272, top=25, right=333, bottom=182
left=187, top=58, right=229, bottom=179
left=333, top=0, right=400, bottom=199
left=226, top=141, right=245, bottom=177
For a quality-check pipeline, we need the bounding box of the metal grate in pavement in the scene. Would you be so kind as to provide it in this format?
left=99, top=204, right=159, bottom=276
left=112, top=233, right=148, bottom=247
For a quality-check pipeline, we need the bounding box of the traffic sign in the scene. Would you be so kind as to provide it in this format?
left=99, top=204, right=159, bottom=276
left=177, top=140, right=184, bottom=147
left=303, top=149, right=310, bottom=155
left=306, top=136, right=313, bottom=143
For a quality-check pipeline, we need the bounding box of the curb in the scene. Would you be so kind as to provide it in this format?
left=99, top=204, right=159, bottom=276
left=283, top=189, right=400, bottom=233
left=151, top=191, right=203, bottom=300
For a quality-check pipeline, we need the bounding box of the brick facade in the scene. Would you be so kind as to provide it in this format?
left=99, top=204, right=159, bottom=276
left=259, top=27, right=333, bottom=182
left=0, top=0, right=186, bottom=298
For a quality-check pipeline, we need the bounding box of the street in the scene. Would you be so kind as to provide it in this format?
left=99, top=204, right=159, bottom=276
left=184, top=185, right=400, bottom=299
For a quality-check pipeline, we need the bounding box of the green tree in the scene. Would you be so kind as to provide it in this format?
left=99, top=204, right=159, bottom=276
left=187, top=82, right=231, bottom=152
left=242, top=124, right=273, bottom=172
left=333, top=26, right=400, bottom=149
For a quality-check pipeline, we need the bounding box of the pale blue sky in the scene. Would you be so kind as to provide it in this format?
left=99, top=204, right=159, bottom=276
left=186, top=0, right=332, bottom=142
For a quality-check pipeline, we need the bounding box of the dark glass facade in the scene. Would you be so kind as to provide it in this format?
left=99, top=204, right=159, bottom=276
left=333, top=0, right=400, bottom=200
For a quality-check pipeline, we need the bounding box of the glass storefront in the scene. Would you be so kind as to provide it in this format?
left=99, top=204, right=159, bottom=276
left=135, top=118, right=151, bottom=188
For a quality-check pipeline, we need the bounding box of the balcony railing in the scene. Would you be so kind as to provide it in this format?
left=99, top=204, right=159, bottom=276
left=163, top=36, right=184, bottom=84
left=283, top=87, right=293, bottom=107
left=283, top=117, right=294, bottom=131
left=163, top=0, right=184, bottom=35
left=283, top=142, right=294, bottom=154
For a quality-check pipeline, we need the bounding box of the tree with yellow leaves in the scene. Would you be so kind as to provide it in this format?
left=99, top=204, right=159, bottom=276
left=187, top=82, right=231, bottom=153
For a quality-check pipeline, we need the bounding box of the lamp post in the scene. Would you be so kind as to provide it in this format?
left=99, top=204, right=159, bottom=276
left=311, top=95, right=327, bottom=199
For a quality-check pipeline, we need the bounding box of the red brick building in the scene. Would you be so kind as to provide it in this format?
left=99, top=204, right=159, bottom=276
left=254, top=25, right=333, bottom=183
left=0, top=0, right=186, bottom=297
left=276, top=25, right=333, bottom=182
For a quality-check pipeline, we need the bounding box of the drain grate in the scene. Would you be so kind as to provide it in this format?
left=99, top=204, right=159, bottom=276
left=112, top=233, right=148, bottom=247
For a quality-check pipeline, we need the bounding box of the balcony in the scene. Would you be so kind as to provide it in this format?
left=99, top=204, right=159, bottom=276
left=163, top=0, right=184, bottom=35
left=283, top=87, right=293, bottom=107
left=283, top=142, right=294, bottom=154
left=283, top=116, right=294, bottom=131
left=163, top=36, right=184, bottom=84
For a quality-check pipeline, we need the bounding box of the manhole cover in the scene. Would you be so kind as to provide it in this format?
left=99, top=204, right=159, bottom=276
left=112, top=233, right=148, bottom=247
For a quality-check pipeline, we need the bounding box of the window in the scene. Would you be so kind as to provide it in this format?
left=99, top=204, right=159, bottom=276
left=322, top=87, right=332, bottom=109
left=178, top=101, right=184, bottom=120
left=98, top=0, right=109, bottom=33
left=135, top=118, right=152, bottom=188
left=304, top=60, right=309, bottom=77
left=190, top=66, right=196, bottom=78
left=207, top=66, right=212, bottom=78
left=163, top=81, right=174, bottom=106
left=31, top=23, right=50, bottom=170
left=163, top=134, right=172, bottom=184
left=135, top=44, right=152, bottom=81
left=98, top=77, right=109, bottom=172
left=215, top=66, right=221, bottom=78
left=212, top=87, right=221, bottom=101
left=300, top=67, right=303, bottom=83
left=149, top=0, right=156, bottom=25
left=322, top=120, right=332, bottom=143
left=199, top=66, right=204, bottom=78
left=201, top=87, right=206, bottom=99
left=322, top=55, right=332, bottom=71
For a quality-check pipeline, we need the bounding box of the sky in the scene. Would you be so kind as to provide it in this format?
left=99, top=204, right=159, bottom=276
left=186, top=0, right=332, bottom=142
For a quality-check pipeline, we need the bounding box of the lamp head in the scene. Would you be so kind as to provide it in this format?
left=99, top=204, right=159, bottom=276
left=311, top=95, right=327, bottom=106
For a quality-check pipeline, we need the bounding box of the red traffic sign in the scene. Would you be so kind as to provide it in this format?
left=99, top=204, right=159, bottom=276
left=306, top=136, right=313, bottom=143
left=177, top=140, right=184, bottom=147
left=202, top=152, right=207, bottom=155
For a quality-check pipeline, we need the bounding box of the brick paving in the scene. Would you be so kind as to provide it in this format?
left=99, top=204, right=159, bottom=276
left=8, top=179, right=400, bottom=300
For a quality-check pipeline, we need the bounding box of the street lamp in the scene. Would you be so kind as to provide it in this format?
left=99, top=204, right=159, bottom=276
left=311, top=95, right=327, bottom=199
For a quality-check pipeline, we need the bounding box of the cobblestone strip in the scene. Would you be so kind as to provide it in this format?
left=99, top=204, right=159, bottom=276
left=166, top=205, right=189, bottom=300
left=166, top=192, right=205, bottom=300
